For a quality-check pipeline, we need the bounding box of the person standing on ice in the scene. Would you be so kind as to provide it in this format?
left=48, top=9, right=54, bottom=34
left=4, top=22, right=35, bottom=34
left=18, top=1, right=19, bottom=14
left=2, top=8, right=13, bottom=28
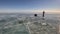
left=42, top=11, right=45, bottom=20
left=42, top=11, right=45, bottom=17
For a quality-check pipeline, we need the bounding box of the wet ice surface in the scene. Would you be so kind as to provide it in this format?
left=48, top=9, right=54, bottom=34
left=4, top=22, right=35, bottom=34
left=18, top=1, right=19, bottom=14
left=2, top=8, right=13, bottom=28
left=0, top=15, right=29, bottom=34
left=0, top=24, right=29, bottom=34
left=28, top=21, right=57, bottom=34
left=0, top=14, right=59, bottom=34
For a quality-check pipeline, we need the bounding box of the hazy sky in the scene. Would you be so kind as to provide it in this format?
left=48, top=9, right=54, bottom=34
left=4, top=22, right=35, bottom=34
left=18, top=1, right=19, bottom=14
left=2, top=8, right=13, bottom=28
left=0, top=0, right=60, bottom=14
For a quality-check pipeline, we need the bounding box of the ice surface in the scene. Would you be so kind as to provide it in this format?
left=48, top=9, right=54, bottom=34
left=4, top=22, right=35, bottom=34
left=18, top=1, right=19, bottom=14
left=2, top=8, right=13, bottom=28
left=0, top=14, right=59, bottom=34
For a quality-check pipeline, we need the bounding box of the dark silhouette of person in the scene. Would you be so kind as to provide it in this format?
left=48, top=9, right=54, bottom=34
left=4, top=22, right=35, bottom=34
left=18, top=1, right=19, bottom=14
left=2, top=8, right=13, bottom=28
left=42, top=11, right=45, bottom=17
left=34, top=14, right=37, bottom=17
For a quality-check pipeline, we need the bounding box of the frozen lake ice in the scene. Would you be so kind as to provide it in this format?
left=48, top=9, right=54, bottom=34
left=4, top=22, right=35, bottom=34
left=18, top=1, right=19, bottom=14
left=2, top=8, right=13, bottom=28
left=0, top=14, right=60, bottom=34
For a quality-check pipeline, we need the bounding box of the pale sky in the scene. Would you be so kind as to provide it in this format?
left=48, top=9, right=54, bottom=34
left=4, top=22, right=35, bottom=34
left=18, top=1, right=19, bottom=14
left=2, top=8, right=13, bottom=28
left=0, top=0, right=60, bottom=14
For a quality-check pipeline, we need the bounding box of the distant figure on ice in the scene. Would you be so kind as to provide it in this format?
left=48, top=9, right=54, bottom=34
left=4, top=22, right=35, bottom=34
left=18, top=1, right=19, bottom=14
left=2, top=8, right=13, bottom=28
left=42, top=11, right=45, bottom=20
left=34, top=14, right=37, bottom=17
left=42, top=11, right=45, bottom=17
